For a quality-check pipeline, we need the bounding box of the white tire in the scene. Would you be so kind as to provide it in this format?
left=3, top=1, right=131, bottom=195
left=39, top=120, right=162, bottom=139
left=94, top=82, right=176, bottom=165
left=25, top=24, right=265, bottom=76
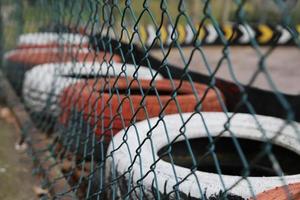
left=23, top=61, right=163, bottom=116
left=17, top=32, right=89, bottom=47
left=106, top=112, right=300, bottom=199
left=2, top=48, right=93, bottom=95
left=3, top=47, right=93, bottom=62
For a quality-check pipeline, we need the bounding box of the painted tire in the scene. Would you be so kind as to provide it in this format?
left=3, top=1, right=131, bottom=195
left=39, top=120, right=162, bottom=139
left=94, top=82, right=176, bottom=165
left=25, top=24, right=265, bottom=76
left=3, top=48, right=121, bottom=94
left=16, top=32, right=89, bottom=49
left=59, top=78, right=223, bottom=139
left=4, top=48, right=121, bottom=67
left=58, top=78, right=222, bottom=162
left=254, top=182, right=300, bottom=200
left=23, top=61, right=163, bottom=116
left=105, top=112, right=300, bottom=199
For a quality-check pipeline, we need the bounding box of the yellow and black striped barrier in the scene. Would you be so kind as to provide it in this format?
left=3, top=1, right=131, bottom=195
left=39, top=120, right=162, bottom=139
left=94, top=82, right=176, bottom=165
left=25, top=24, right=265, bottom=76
left=117, top=23, right=300, bottom=47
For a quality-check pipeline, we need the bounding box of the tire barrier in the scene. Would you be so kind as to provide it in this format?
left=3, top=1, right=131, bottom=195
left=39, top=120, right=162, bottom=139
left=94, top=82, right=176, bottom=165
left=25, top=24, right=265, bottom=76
left=91, top=36, right=300, bottom=122
left=114, top=24, right=300, bottom=47
left=4, top=48, right=121, bottom=67
left=60, top=78, right=223, bottom=135
left=16, top=32, right=89, bottom=49
left=1, top=0, right=300, bottom=199
left=3, top=48, right=121, bottom=95
left=253, top=182, right=300, bottom=200
left=105, top=112, right=300, bottom=199
left=58, top=78, right=223, bottom=160
left=23, top=61, right=163, bottom=116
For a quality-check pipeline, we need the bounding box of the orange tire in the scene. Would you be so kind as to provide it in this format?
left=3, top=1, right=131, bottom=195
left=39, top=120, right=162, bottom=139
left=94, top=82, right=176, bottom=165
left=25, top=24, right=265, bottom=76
left=59, top=78, right=224, bottom=141
left=254, top=183, right=300, bottom=200
left=4, top=48, right=121, bottom=68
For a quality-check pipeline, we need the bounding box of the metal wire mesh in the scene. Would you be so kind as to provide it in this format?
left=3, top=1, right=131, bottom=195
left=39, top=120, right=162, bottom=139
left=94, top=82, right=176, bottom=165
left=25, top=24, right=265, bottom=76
left=1, top=0, right=300, bottom=199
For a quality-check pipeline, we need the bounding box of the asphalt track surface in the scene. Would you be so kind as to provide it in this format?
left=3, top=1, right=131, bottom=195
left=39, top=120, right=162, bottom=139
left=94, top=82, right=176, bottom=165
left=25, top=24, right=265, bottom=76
left=151, top=46, right=300, bottom=95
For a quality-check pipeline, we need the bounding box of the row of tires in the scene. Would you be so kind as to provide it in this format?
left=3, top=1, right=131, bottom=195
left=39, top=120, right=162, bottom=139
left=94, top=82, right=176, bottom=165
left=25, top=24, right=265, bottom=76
left=3, top=32, right=300, bottom=199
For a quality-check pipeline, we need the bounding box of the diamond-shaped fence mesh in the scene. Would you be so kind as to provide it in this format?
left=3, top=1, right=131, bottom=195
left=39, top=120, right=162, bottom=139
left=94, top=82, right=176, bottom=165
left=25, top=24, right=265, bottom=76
left=0, top=0, right=300, bottom=199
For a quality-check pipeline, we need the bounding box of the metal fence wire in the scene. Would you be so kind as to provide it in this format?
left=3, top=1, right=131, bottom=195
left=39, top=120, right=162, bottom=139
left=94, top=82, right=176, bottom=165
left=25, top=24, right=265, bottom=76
left=1, top=0, right=300, bottom=199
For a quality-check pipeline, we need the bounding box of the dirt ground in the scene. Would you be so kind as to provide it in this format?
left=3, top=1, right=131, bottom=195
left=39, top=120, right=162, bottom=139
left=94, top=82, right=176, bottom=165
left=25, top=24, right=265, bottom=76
left=0, top=116, right=36, bottom=200
left=150, top=46, right=300, bottom=95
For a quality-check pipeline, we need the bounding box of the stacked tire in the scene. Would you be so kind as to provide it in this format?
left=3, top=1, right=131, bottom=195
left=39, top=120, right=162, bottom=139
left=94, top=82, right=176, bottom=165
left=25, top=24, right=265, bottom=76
left=23, top=61, right=163, bottom=117
left=105, top=112, right=300, bottom=199
left=59, top=78, right=223, bottom=160
left=6, top=31, right=300, bottom=200
left=23, top=61, right=162, bottom=131
left=3, top=47, right=120, bottom=95
left=16, top=32, right=89, bottom=49
left=3, top=32, right=121, bottom=94
left=58, top=78, right=224, bottom=199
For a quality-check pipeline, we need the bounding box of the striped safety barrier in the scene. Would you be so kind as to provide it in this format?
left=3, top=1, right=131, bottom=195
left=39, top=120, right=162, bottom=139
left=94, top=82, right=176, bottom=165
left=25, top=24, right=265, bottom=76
left=115, top=23, right=300, bottom=47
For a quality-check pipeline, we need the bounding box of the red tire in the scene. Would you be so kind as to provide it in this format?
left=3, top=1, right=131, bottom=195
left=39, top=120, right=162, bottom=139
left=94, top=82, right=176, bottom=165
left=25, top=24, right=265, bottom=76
left=4, top=48, right=121, bottom=68
left=59, top=78, right=224, bottom=141
left=254, top=182, right=300, bottom=200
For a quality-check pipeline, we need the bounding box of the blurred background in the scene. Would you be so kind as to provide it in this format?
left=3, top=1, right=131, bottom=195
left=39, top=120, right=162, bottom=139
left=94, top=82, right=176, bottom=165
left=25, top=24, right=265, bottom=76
left=2, top=0, right=299, bottom=95
left=2, top=0, right=300, bottom=50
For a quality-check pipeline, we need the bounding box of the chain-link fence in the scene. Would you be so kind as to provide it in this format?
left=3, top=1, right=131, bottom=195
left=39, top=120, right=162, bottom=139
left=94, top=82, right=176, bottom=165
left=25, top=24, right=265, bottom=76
left=1, top=0, right=300, bottom=199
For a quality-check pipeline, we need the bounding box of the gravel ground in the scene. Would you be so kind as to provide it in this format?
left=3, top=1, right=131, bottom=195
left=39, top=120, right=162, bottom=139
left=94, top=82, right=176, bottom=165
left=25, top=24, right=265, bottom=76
left=150, top=46, right=300, bottom=95
left=0, top=117, right=36, bottom=200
